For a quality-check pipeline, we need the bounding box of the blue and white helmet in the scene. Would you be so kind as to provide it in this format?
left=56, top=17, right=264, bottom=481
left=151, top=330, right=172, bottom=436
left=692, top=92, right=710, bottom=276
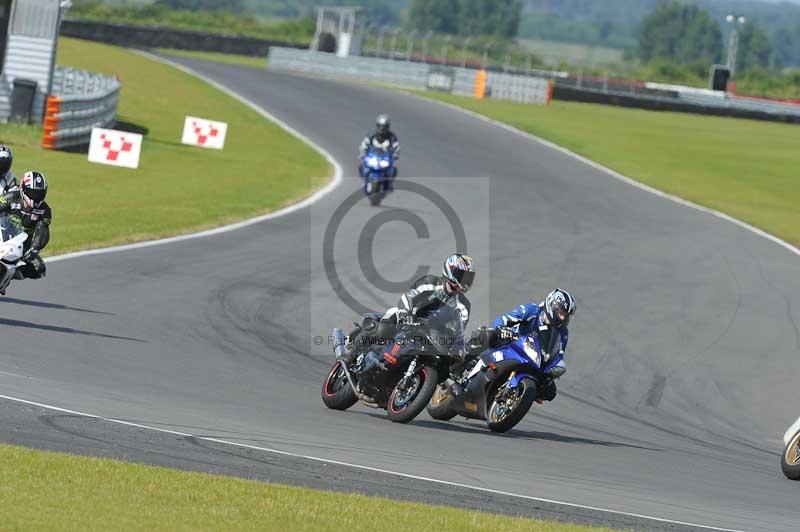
left=544, top=288, right=576, bottom=328
left=442, top=253, right=476, bottom=293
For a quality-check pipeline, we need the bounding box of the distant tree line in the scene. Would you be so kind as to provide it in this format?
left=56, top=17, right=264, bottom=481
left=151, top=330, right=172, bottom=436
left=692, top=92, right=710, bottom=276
left=155, top=0, right=246, bottom=11
left=408, top=0, right=523, bottom=38
left=637, top=1, right=776, bottom=73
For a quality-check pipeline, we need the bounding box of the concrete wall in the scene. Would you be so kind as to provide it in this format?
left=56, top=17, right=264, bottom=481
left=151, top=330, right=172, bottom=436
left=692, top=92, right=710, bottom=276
left=2, top=34, right=53, bottom=121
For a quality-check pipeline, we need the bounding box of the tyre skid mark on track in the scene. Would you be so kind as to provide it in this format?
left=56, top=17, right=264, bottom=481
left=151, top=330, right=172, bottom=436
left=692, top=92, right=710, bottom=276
left=0, top=393, right=748, bottom=532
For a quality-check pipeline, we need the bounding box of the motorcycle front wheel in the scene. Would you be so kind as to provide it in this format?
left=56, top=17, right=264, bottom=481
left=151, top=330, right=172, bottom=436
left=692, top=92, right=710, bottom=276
left=486, top=378, right=537, bottom=433
left=368, top=191, right=383, bottom=206
left=782, top=430, right=800, bottom=480
left=427, top=383, right=458, bottom=421
left=387, top=366, right=438, bottom=423
left=321, top=361, right=358, bottom=411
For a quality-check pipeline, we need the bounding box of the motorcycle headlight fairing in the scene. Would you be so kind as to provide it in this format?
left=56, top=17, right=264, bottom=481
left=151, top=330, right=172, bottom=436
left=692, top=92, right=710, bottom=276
left=523, top=338, right=542, bottom=367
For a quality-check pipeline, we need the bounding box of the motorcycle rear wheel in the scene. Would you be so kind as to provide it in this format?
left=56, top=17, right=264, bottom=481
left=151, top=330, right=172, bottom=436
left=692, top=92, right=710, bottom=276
left=486, top=378, right=537, bottom=433
left=782, top=430, right=800, bottom=480
left=321, top=361, right=358, bottom=410
left=387, top=366, right=438, bottom=423
left=427, top=384, right=458, bottom=421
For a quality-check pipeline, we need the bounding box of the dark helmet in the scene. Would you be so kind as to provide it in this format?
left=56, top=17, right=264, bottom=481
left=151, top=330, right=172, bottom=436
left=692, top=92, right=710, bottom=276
left=21, top=171, right=47, bottom=208
left=544, top=288, right=576, bottom=328
left=375, top=114, right=391, bottom=140
left=0, top=145, right=12, bottom=175
left=442, top=253, right=476, bottom=293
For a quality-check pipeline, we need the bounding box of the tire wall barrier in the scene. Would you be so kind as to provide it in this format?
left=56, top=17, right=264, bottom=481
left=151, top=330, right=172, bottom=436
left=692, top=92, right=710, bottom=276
left=553, top=85, right=800, bottom=124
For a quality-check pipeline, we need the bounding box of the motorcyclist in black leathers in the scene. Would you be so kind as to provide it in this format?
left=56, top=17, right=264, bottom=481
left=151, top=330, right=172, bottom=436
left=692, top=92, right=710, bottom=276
left=344, top=253, right=475, bottom=363
left=0, top=171, right=50, bottom=294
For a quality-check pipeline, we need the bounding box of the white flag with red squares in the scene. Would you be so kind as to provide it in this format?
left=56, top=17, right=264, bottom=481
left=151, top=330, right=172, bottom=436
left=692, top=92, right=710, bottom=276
left=88, top=128, right=143, bottom=169
left=181, top=116, right=228, bottom=150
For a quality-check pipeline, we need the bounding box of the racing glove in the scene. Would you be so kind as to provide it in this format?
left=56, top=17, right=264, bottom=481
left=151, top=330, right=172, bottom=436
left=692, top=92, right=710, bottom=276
left=495, top=326, right=516, bottom=342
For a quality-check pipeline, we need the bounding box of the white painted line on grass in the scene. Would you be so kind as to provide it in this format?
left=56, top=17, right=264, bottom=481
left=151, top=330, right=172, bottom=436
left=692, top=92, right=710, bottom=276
left=48, top=51, right=343, bottom=264
left=0, top=392, right=747, bottom=532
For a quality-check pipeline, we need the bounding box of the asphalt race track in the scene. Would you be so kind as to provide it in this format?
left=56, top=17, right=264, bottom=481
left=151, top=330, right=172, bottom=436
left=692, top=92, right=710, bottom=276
left=1, top=57, right=799, bottom=532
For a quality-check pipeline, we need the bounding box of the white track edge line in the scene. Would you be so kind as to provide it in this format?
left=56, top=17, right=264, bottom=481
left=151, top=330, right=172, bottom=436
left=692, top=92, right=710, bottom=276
left=0, top=393, right=747, bottom=532
left=406, top=91, right=799, bottom=259
left=48, top=51, right=343, bottom=264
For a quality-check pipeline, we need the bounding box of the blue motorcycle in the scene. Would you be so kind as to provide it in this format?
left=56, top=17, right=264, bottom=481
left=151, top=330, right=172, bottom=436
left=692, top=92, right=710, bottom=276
left=359, top=147, right=396, bottom=206
left=427, top=333, right=566, bottom=433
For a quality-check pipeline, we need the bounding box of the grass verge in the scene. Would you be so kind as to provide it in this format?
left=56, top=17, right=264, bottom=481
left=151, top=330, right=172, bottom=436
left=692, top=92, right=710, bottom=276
left=156, top=48, right=268, bottom=69
left=0, top=443, right=612, bottom=532
left=0, top=37, right=328, bottom=255
left=417, top=92, right=800, bottom=247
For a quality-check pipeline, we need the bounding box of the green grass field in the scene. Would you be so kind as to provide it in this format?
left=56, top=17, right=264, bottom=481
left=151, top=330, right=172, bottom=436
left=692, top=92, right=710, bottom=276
left=417, top=93, right=800, bottom=247
left=0, top=38, right=328, bottom=255
left=0, top=443, right=611, bottom=532
left=156, top=48, right=268, bottom=69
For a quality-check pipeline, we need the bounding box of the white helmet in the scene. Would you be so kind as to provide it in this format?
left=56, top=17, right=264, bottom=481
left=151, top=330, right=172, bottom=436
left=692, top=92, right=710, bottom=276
left=442, top=254, right=476, bottom=293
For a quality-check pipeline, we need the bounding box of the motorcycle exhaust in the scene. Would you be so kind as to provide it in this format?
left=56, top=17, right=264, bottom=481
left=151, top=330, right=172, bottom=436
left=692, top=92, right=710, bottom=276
left=332, top=328, right=380, bottom=409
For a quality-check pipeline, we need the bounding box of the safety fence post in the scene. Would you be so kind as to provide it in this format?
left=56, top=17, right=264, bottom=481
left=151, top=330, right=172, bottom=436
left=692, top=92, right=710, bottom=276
left=474, top=70, right=487, bottom=99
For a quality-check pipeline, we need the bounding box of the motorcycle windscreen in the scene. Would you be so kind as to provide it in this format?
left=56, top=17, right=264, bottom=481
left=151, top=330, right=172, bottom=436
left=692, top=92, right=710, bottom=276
left=425, top=304, right=465, bottom=358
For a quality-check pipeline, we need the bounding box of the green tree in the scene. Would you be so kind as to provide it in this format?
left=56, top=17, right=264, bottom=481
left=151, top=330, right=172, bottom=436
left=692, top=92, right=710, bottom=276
left=408, top=0, right=460, bottom=34
left=735, top=22, right=776, bottom=73
left=408, top=0, right=521, bottom=38
left=638, top=1, right=722, bottom=64
left=154, top=0, right=246, bottom=12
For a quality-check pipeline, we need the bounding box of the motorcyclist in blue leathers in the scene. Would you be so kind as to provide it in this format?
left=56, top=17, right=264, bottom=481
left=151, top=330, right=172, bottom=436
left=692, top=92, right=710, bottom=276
left=488, top=288, right=576, bottom=401
left=359, top=114, right=399, bottom=187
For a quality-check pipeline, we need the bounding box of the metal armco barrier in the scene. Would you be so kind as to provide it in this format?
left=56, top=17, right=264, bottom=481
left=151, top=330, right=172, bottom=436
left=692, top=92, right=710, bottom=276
left=268, top=47, right=553, bottom=105
left=487, top=72, right=553, bottom=105
left=42, top=67, right=121, bottom=150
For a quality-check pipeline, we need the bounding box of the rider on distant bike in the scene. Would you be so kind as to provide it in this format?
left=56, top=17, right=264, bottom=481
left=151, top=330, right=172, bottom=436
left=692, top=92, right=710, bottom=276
left=358, top=114, right=400, bottom=184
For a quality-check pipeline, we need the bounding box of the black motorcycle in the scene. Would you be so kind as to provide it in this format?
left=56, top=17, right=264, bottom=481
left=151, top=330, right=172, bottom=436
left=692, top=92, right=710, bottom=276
left=321, top=305, right=464, bottom=423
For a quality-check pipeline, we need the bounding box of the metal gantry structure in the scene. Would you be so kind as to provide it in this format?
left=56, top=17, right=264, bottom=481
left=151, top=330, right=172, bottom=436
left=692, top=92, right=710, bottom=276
left=725, top=14, right=747, bottom=76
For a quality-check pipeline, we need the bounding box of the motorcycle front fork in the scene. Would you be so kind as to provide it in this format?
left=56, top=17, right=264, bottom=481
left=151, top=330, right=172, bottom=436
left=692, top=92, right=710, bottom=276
left=397, top=358, right=418, bottom=389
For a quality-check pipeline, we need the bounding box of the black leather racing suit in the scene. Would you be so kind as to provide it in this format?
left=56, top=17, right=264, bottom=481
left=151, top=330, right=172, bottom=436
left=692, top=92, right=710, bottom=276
left=347, top=275, right=470, bottom=361
left=0, top=190, right=51, bottom=279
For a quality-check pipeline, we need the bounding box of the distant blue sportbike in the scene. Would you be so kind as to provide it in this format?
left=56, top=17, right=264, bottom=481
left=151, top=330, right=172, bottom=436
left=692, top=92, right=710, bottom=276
left=427, top=333, right=566, bottom=433
left=359, top=147, right=396, bottom=206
